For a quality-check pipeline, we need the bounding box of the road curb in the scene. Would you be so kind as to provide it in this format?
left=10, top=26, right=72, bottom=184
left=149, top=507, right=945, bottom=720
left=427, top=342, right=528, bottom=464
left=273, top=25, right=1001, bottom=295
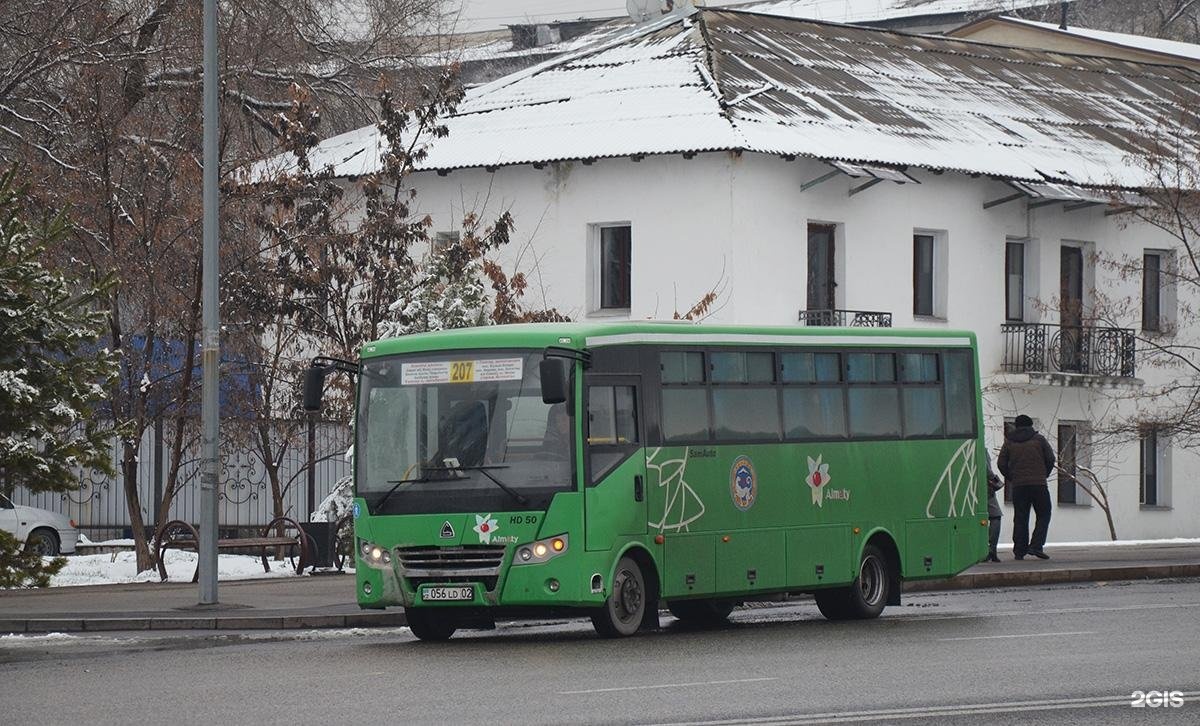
left=3, top=565, right=1196, bottom=635
left=904, top=563, right=1200, bottom=592
left=0, top=611, right=408, bottom=635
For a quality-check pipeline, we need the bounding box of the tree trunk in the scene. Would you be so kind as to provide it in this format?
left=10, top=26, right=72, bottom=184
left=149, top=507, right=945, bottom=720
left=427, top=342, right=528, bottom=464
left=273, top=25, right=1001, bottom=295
left=155, top=257, right=203, bottom=534
left=122, top=439, right=152, bottom=572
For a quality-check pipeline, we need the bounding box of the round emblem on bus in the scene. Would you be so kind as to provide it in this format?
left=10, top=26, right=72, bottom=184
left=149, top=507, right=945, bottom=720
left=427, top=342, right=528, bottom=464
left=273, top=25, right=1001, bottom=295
left=730, top=455, right=757, bottom=511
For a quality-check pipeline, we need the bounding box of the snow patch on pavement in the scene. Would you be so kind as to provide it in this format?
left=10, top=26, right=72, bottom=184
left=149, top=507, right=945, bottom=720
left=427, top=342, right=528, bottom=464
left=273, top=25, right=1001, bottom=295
left=47, top=549, right=306, bottom=587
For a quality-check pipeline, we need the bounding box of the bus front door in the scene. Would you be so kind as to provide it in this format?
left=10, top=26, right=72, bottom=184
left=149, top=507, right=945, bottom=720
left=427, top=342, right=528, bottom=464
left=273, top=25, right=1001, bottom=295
left=584, top=376, right=647, bottom=550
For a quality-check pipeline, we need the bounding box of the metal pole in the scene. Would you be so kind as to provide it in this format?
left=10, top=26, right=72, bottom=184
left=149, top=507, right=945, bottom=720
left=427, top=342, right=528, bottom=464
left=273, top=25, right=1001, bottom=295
left=199, top=0, right=220, bottom=605
left=307, top=416, right=316, bottom=521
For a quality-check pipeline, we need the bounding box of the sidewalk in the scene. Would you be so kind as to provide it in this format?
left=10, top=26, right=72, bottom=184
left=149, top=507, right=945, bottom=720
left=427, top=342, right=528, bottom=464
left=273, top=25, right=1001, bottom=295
left=1, top=541, right=1197, bottom=634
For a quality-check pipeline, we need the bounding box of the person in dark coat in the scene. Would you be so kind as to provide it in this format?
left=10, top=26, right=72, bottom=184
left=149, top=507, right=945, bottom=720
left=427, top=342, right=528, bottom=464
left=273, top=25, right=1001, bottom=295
left=997, top=414, right=1055, bottom=560
left=985, top=452, right=1004, bottom=562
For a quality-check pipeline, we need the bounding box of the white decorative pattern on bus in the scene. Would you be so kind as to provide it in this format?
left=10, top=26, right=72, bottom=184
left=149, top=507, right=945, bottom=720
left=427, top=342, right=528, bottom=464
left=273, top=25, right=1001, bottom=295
left=924, top=439, right=980, bottom=519
left=646, top=447, right=706, bottom=532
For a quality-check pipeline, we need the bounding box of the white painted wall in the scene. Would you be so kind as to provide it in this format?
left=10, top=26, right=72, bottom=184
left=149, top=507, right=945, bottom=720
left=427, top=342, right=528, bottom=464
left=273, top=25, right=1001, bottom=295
left=406, top=152, right=1199, bottom=543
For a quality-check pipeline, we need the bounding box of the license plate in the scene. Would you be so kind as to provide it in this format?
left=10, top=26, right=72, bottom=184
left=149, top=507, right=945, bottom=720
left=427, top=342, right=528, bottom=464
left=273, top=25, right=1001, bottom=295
left=422, top=585, right=474, bottom=602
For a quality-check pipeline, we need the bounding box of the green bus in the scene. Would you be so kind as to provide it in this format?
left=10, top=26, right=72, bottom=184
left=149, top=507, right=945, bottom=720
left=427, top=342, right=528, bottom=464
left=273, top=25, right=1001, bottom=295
left=305, top=322, right=988, bottom=640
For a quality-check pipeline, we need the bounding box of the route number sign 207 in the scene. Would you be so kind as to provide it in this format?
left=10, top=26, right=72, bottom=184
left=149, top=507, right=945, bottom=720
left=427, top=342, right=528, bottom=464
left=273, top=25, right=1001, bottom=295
left=1130, top=691, right=1184, bottom=708
left=401, top=358, right=523, bottom=386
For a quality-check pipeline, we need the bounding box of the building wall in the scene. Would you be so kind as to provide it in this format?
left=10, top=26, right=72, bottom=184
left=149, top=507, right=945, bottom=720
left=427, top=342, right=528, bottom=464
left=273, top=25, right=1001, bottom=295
left=408, top=152, right=1198, bottom=543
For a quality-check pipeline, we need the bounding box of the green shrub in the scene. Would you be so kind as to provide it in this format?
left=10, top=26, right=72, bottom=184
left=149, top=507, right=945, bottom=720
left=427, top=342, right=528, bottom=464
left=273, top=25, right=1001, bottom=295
left=0, top=530, right=66, bottom=588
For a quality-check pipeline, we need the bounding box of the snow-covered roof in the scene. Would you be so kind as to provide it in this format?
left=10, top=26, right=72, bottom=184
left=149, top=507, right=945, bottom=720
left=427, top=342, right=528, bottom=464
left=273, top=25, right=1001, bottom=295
left=730, top=0, right=1059, bottom=25
left=962, top=16, right=1200, bottom=64
left=285, top=8, right=1200, bottom=190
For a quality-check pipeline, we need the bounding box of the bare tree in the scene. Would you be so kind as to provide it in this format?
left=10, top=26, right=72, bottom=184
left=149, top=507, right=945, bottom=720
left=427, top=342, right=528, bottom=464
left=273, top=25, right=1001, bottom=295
left=1017, top=0, right=1200, bottom=43
left=0, top=0, right=456, bottom=571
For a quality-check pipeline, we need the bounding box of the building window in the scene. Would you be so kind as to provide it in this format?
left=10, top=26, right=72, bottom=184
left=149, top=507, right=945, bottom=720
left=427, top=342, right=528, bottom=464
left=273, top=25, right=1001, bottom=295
left=1140, top=427, right=1167, bottom=506
left=1143, top=252, right=1162, bottom=332
left=433, top=231, right=460, bottom=254
left=1005, top=241, right=1025, bottom=322
left=598, top=225, right=631, bottom=310
left=913, top=233, right=934, bottom=317
left=1056, top=423, right=1089, bottom=505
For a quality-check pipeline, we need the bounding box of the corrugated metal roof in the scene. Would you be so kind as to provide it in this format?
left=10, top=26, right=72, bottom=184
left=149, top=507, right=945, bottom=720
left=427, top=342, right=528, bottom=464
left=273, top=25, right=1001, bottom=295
left=733, top=0, right=1060, bottom=25
left=286, top=8, right=1200, bottom=190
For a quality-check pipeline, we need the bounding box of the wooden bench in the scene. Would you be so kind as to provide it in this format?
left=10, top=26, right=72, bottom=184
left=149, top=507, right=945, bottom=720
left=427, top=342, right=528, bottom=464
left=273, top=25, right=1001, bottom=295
left=152, top=517, right=313, bottom=583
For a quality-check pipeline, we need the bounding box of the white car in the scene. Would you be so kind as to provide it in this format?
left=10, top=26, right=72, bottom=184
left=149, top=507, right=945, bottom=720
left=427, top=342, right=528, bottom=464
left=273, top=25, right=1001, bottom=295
left=0, top=492, right=79, bottom=556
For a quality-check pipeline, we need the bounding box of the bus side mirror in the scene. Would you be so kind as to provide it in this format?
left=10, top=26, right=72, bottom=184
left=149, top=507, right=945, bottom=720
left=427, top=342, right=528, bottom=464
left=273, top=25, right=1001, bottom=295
left=302, top=366, right=326, bottom=412
left=540, top=359, right=568, bottom=405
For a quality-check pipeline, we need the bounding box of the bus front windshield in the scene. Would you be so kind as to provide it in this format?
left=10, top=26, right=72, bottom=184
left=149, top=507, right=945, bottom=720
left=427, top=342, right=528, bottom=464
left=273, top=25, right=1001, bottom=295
left=357, top=351, right=574, bottom=514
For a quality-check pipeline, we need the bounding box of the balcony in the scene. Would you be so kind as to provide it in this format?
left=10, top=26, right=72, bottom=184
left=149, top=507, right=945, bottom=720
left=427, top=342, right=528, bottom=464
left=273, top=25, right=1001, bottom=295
left=799, top=309, right=893, bottom=327
left=1001, top=323, right=1136, bottom=378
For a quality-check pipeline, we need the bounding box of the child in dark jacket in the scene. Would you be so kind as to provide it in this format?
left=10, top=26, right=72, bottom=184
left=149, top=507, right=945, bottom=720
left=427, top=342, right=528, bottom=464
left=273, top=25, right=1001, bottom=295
left=985, top=452, right=1003, bottom=562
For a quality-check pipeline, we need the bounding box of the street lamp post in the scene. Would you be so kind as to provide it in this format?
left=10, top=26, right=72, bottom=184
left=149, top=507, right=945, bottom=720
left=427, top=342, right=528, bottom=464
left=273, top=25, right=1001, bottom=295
left=199, top=0, right=220, bottom=605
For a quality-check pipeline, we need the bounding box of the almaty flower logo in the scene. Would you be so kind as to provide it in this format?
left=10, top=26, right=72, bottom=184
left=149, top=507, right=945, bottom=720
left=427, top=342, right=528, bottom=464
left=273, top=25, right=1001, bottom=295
left=473, top=514, right=499, bottom=544
left=806, top=455, right=830, bottom=507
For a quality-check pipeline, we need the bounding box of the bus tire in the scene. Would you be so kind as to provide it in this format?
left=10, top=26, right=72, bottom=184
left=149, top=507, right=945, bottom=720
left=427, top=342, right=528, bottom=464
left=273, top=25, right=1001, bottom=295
left=591, top=556, right=646, bottom=638
left=817, top=544, right=891, bottom=621
left=667, top=598, right=734, bottom=626
left=405, top=608, right=456, bottom=641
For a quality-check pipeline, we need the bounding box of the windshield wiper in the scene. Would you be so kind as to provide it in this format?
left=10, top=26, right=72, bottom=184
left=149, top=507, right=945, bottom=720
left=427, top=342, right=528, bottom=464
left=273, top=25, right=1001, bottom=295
left=375, top=474, right=436, bottom=511
left=424, top=464, right=529, bottom=507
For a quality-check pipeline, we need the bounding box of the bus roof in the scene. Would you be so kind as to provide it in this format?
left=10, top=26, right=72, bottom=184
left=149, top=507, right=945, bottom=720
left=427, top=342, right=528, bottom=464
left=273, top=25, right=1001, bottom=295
left=361, top=322, right=977, bottom=358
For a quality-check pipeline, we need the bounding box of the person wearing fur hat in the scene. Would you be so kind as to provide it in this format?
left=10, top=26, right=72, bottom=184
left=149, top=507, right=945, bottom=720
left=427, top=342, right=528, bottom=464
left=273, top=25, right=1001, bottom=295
left=998, top=414, right=1055, bottom=560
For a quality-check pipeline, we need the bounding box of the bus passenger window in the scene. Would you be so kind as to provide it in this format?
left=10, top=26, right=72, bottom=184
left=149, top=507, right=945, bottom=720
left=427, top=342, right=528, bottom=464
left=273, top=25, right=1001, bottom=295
left=848, top=353, right=896, bottom=382
left=587, top=386, right=638, bottom=446
left=944, top=351, right=976, bottom=436
left=781, top=352, right=840, bottom=383
left=661, top=352, right=705, bottom=383
left=711, top=351, right=774, bottom=383
left=899, top=353, right=939, bottom=382
left=848, top=388, right=901, bottom=438
left=588, top=385, right=639, bottom=482
left=783, top=388, right=846, bottom=439
left=903, top=388, right=944, bottom=437
left=661, top=389, right=709, bottom=442
left=712, top=388, right=780, bottom=441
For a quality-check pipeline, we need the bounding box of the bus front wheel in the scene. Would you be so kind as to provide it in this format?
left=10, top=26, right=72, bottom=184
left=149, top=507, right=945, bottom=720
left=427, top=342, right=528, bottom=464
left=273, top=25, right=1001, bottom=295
left=815, top=544, right=891, bottom=621
left=405, top=608, right=457, bottom=641
left=591, top=556, right=646, bottom=638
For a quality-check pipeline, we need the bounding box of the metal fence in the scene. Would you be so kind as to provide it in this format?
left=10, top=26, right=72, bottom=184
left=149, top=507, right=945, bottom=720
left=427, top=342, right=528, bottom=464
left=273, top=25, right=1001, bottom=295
left=1000, top=323, right=1136, bottom=378
left=7, top=418, right=352, bottom=536
left=798, top=309, right=893, bottom=327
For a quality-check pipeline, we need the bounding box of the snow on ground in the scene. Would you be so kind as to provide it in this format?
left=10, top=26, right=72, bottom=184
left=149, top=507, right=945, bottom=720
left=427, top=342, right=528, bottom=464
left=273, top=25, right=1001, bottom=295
left=47, top=549, right=308, bottom=587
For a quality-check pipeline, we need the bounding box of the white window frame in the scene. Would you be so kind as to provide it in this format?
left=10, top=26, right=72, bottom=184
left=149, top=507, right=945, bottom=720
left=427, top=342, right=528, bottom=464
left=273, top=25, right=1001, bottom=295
left=1140, top=427, right=1171, bottom=508
left=587, top=222, right=632, bottom=317
left=1142, top=249, right=1177, bottom=335
left=1056, top=421, right=1091, bottom=507
left=913, top=228, right=948, bottom=320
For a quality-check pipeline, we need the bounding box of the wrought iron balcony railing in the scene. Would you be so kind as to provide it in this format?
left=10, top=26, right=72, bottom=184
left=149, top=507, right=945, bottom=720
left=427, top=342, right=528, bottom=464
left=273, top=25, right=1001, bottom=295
left=1001, top=323, right=1136, bottom=378
left=799, top=309, right=893, bottom=327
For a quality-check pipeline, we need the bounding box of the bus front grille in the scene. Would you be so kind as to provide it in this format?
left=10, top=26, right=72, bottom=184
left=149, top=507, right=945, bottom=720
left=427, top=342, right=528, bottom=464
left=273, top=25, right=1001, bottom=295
left=397, top=545, right=506, bottom=591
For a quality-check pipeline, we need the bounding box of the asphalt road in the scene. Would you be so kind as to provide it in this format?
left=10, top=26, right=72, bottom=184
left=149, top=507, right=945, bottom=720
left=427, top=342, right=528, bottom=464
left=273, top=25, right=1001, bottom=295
left=2, top=579, right=1198, bottom=725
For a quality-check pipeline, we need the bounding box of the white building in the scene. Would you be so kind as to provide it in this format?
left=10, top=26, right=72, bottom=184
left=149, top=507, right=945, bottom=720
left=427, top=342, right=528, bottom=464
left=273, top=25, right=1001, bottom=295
left=290, top=7, right=1200, bottom=543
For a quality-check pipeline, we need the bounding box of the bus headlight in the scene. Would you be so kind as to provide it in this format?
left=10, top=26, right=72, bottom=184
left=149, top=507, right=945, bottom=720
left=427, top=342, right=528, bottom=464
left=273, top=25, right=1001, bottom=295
left=359, top=539, right=391, bottom=567
left=513, top=534, right=569, bottom=566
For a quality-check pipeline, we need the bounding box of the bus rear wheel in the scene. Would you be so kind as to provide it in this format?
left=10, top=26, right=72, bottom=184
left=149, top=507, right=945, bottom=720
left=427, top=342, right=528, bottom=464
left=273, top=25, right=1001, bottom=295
left=405, top=608, right=457, bottom=641
left=815, top=544, right=891, bottom=621
left=591, top=556, right=646, bottom=638
left=667, top=598, right=735, bottom=627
